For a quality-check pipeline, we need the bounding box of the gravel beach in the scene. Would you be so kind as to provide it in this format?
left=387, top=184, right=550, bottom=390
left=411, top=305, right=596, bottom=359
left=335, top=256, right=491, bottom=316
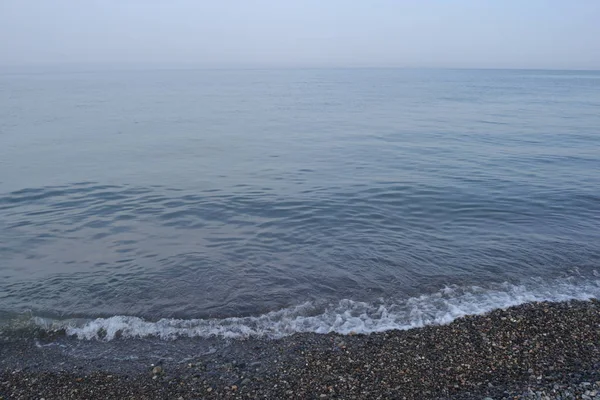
left=2, top=299, right=599, bottom=399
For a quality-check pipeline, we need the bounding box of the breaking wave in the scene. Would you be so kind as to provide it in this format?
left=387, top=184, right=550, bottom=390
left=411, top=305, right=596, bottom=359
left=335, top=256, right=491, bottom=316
left=27, top=277, right=600, bottom=341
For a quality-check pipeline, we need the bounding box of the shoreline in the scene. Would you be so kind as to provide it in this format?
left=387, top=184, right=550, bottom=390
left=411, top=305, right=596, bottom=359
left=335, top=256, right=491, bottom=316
left=2, top=299, right=600, bottom=399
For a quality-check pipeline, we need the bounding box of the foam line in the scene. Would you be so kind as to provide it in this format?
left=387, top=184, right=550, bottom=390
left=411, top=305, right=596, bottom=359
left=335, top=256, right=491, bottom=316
left=32, top=278, right=600, bottom=341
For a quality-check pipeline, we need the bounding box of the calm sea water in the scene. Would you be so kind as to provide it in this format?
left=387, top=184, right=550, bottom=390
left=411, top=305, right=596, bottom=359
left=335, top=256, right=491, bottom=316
left=1, top=68, right=599, bottom=339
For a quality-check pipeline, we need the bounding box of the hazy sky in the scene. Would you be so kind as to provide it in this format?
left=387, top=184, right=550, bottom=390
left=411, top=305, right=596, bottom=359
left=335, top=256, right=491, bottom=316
left=1, top=0, right=599, bottom=69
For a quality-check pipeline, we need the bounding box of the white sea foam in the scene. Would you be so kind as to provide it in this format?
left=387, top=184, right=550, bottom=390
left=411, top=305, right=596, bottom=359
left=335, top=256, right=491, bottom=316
left=35, top=278, right=600, bottom=341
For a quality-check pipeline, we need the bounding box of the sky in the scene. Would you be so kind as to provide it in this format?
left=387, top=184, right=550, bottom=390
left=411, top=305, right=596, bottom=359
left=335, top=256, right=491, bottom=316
left=1, top=0, right=599, bottom=70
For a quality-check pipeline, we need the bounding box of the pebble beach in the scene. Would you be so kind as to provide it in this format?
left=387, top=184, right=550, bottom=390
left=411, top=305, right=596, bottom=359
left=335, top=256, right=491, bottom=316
left=2, top=299, right=599, bottom=399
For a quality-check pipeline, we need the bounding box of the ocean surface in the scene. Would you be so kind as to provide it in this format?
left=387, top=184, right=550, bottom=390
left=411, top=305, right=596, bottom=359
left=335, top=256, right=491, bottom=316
left=1, top=68, right=599, bottom=340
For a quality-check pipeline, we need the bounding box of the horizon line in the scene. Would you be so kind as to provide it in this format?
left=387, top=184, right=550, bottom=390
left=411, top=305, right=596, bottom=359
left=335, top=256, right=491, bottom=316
left=1, top=63, right=599, bottom=73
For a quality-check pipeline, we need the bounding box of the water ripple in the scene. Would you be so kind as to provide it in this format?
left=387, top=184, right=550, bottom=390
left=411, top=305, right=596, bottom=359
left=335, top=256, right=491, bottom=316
left=0, top=177, right=598, bottom=320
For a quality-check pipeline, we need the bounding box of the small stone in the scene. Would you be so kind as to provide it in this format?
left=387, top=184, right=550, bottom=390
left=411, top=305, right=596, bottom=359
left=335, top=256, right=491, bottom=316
left=152, top=366, right=163, bottom=375
left=231, top=385, right=238, bottom=391
left=241, top=378, right=251, bottom=385
left=206, top=387, right=213, bottom=392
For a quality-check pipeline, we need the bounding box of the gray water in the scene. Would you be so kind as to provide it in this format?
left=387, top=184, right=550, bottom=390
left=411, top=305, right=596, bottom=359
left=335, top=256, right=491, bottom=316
left=1, top=68, right=599, bottom=339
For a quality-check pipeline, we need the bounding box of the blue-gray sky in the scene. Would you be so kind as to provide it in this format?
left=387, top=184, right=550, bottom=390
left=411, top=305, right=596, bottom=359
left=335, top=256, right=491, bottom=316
left=1, top=0, right=599, bottom=69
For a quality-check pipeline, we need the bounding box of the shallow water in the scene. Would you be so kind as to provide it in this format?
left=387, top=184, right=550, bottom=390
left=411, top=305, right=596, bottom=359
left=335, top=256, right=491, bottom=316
left=1, top=68, right=599, bottom=338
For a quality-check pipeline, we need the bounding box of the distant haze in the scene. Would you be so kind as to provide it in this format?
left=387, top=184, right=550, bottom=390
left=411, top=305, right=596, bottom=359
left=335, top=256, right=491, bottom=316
left=1, top=0, right=599, bottom=70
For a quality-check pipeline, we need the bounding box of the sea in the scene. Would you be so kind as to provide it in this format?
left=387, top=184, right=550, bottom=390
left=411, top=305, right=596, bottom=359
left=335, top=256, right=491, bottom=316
left=1, top=67, right=599, bottom=343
